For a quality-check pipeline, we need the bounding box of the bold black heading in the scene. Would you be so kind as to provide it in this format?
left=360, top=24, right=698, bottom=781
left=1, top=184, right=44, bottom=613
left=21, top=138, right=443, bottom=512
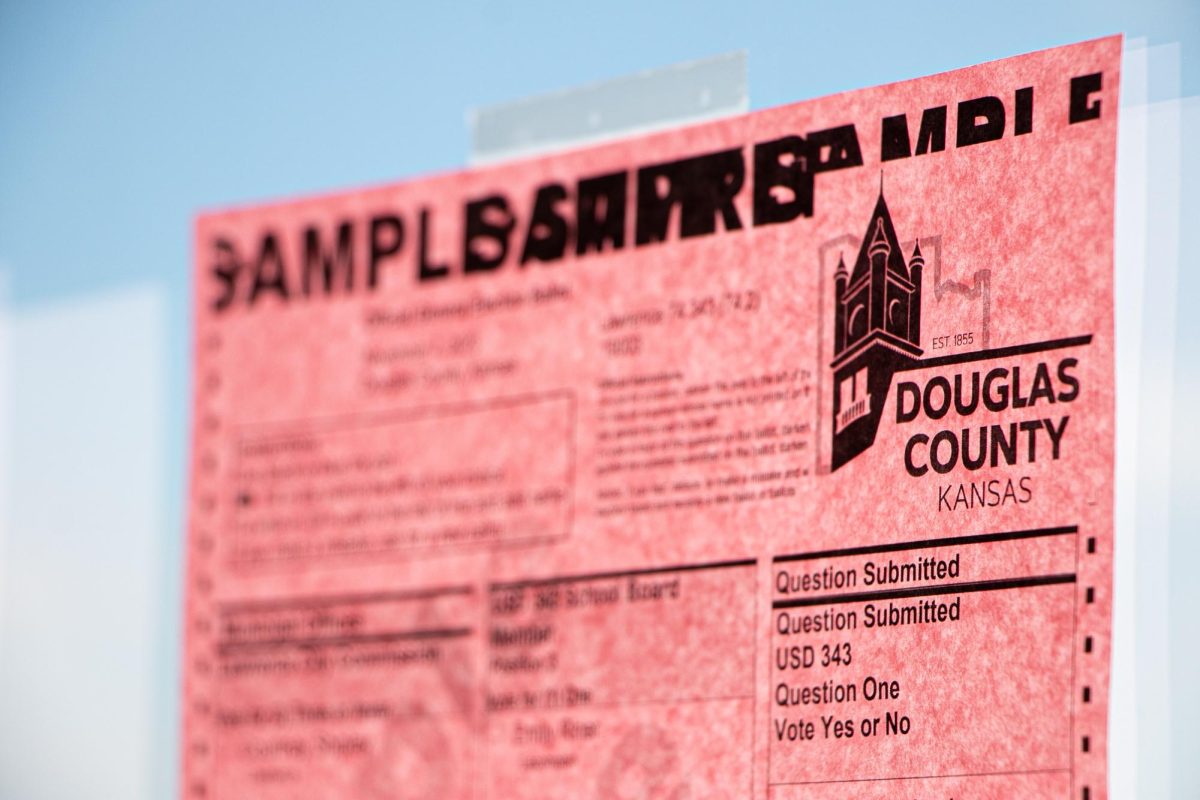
left=209, top=73, right=1104, bottom=312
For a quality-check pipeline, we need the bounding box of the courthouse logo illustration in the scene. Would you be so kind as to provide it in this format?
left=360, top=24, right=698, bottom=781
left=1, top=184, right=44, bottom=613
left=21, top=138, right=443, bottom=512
left=830, top=189, right=925, bottom=471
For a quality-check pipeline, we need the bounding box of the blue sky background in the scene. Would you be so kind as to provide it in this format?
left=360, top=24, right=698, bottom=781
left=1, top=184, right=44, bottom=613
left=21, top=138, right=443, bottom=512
left=1, top=0, right=1196, bottom=302
left=0, top=2, right=1196, bottom=798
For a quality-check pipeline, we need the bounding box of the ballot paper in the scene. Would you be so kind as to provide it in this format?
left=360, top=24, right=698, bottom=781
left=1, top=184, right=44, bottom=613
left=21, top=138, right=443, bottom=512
left=184, top=36, right=1119, bottom=799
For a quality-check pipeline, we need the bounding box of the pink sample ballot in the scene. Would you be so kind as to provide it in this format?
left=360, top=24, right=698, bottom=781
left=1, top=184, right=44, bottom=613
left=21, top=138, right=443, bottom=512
left=185, top=36, right=1119, bottom=799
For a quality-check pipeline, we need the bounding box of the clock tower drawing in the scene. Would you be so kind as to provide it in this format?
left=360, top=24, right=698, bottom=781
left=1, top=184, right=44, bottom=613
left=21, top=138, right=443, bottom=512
left=830, top=186, right=924, bottom=470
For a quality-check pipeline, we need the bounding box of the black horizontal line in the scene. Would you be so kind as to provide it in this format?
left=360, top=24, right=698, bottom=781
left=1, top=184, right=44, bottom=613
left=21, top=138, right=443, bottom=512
left=772, top=573, right=1075, bottom=609
left=490, top=557, right=756, bottom=591
left=228, top=531, right=567, bottom=568
left=487, top=694, right=755, bottom=714
left=769, top=765, right=1071, bottom=786
left=219, top=585, right=473, bottom=613
left=216, top=627, right=472, bottom=653
left=899, top=334, right=1092, bottom=372
left=773, top=525, right=1077, bottom=563
left=234, top=389, right=574, bottom=442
